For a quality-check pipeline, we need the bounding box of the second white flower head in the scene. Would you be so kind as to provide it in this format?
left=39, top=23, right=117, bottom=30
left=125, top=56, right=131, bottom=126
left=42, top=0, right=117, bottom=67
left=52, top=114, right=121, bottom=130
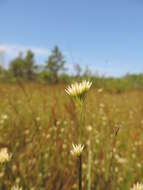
left=70, top=143, right=84, bottom=157
left=11, top=185, right=23, bottom=190
left=130, top=182, right=143, bottom=190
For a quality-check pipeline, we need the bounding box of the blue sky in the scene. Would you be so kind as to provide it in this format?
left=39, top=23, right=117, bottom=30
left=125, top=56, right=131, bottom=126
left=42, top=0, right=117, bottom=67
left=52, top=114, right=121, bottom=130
left=0, top=0, right=143, bottom=76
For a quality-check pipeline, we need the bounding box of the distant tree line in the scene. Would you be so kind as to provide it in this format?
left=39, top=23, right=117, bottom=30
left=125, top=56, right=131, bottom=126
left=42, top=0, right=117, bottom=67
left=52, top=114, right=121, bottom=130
left=10, top=46, right=67, bottom=82
left=0, top=45, right=92, bottom=83
left=0, top=45, right=143, bottom=92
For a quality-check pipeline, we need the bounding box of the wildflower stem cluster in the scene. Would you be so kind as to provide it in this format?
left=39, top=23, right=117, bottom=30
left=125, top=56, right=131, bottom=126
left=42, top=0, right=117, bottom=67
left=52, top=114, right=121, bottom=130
left=66, top=80, right=92, bottom=190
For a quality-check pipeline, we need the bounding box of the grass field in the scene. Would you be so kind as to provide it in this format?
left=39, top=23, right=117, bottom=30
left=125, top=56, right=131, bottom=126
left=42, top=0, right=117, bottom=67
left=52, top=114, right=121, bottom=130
left=0, top=83, right=143, bottom=190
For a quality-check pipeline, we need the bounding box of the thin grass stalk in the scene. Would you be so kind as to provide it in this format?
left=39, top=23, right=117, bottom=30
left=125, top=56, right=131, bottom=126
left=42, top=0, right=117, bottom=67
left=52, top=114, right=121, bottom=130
left=87, top=140, right=92, bottom=190
left=78, top=155, right=82, bottom=190
left=108, top=125, right=121, bottom=189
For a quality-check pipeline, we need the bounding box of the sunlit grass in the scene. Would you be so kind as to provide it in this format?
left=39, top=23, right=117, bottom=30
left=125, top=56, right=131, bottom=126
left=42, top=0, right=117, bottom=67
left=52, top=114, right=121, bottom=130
left=0, top=83, right=143, bottom=189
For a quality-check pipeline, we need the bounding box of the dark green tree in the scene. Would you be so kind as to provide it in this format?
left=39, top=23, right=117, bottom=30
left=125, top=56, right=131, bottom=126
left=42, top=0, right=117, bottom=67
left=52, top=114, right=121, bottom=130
left=24, top=50, right=37, bottom=80
left=10, top=53, right=25, bottom=78
left=10, top=50, right=37, bottom=80
left=0, top=65, right=7, bottom=80
left=45, top=46, right=66, bottom=83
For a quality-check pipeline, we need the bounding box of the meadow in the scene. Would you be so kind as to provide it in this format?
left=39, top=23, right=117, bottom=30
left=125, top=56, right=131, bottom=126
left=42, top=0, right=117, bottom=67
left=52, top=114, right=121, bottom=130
left=0, top=82, right=143, bottom=190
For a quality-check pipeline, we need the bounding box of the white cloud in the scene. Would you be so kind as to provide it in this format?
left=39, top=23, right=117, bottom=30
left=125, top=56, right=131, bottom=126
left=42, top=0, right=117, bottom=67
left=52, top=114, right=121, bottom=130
left=0, top=44, right=50, bottom=57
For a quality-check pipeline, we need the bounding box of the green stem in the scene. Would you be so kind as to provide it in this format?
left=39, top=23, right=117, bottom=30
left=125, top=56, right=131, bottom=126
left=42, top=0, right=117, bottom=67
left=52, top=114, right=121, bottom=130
left=79, top=155, right=82, bottom=190
left=79, top=100, right=83, bottom=143
left=77, top=99, right=84, bottom=190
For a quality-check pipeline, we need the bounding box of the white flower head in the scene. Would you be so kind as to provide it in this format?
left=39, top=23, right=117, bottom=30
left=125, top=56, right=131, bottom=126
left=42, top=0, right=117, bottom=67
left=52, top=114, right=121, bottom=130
left=1, top=114, right=8, bottom=120
left=0, top=148, right=11, bottom=164
left=11, top=185, right=22, bottom=190
left=86, top=125, right=92, bottom=132
left=70, top=143, right=84, bottom=157
left=98, top=88, right=103, bottom=93
left=115, top=154, right=127, bottom=164
left=65, top=80, right=92, bottom=100
left=130, top=182, right=143, bottom=190
left=36, top=117, right=40, bottom=121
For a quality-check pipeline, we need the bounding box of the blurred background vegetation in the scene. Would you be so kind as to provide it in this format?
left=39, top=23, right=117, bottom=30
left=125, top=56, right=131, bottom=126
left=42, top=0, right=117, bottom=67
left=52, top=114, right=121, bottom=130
left=0, top=45, right=143, bottom=93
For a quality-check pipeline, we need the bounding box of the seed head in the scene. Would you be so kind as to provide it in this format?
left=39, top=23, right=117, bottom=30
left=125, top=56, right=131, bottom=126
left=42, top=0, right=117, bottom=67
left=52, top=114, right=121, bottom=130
left=65, top=80, right=92, bottom=100
left=11, top=185, right=22, bottom=190
left=70, top=143, right=84, bottom=157
left=0, top=148, right=11, bottom=164
left=130, top=182, right=143, bottom=190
